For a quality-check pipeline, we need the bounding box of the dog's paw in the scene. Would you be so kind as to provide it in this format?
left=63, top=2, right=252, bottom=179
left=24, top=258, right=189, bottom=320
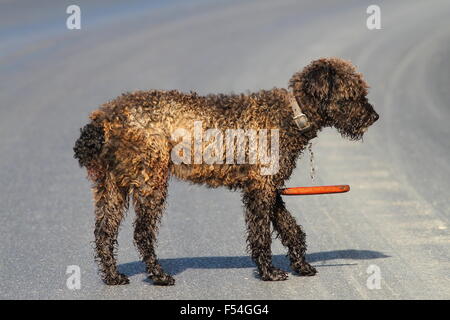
left=292, top=262, right=317, bottom=276
left=103, top=273, right=130, bottom=285
left=260, top=268, right=289, bottom=281
left=151, top=274, right=175, bottom=286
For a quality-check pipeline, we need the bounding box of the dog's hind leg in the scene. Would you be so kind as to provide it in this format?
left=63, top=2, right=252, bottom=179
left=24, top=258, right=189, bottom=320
left=93, top=173, right=130, bottom=285
left=271, top=193, right=317, bottom=276
left=132, top=157, right=174, bottom=286
left=242, top=187, right=288, bottom=281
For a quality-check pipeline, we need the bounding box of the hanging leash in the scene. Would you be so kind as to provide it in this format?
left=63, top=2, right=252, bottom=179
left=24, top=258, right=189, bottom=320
left=308, top=142, right=316, bottom=182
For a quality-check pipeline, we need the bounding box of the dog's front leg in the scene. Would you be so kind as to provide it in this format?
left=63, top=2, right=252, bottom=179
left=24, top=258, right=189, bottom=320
left=272, top=193, right=317, bottom=276
left=242, top=188, right=288, bottom=281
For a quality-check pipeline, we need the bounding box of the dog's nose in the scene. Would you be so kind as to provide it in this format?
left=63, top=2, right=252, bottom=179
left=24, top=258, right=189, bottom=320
left=373, top=112, right=379, bottom=122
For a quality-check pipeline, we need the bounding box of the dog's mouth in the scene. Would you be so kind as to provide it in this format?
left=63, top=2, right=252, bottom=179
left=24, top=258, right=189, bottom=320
left=335, top=110, right=378, bottom=141
left=356, top=112, right=378, bottom=136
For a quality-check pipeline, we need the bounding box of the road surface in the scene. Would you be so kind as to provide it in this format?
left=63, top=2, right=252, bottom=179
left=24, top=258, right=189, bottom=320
left=0, top=0, right=449, bottom=299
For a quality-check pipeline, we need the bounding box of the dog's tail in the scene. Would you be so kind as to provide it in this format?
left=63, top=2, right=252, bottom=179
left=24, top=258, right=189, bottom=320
left=74, top=122, right=105, bottom=180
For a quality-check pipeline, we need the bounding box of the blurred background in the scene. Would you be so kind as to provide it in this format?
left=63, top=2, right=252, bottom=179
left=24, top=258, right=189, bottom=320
left=0, top=0, right=449, bottom=299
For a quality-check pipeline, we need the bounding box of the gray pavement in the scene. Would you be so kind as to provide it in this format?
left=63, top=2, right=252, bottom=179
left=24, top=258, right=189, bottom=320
left=0, top=0, right=449, bottom=299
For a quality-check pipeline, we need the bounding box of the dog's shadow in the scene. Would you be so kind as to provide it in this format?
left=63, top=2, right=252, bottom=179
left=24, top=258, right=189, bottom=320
left=119, top=249, right=389, bottom=277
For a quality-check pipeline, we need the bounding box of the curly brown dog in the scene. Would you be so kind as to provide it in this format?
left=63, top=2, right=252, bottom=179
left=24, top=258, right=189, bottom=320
left=74, top=58, right=379, bottom=285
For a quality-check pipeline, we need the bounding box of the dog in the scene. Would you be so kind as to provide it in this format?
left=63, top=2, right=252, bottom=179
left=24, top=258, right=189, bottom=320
left=74, top=58, right=379, bottom=285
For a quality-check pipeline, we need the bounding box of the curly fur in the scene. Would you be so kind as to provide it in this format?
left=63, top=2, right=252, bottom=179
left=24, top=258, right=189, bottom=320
left=74, top=57, right=378, bottom=285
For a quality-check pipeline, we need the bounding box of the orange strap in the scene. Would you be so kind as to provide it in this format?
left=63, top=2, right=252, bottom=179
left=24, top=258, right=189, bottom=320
left=280, top=185, right=350, bottom=196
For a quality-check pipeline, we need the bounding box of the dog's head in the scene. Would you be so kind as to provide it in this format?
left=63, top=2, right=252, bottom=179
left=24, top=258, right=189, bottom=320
left=289, top=58, right=379, bottom=140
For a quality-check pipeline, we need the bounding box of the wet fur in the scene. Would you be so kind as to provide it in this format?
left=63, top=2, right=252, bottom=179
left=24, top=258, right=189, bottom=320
left=74, top=58, right=378, bottom=285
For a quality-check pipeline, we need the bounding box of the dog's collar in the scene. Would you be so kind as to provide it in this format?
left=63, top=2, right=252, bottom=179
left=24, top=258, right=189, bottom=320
left=289, top=93, right=311, bottom=133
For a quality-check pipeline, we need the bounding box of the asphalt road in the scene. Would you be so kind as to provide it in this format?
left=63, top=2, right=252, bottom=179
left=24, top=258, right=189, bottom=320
left=0, top=0, right=449, bottom=299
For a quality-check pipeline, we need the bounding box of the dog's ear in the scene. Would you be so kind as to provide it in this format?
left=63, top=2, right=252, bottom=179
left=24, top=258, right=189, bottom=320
left=290, top=59, right=334, bottom=101
left=289, top=58, right=368, bottom=102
